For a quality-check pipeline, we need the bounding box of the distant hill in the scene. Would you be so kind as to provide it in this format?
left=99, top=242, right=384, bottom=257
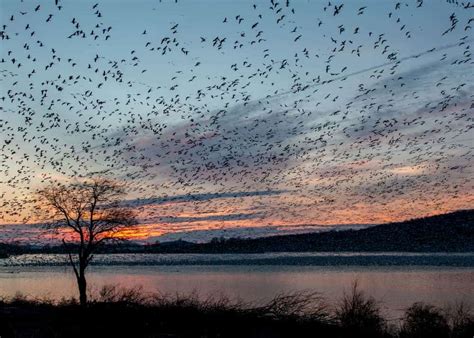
left=1, top=210, right=472, bottom=255
left=146, top=209, right=474, bottom=253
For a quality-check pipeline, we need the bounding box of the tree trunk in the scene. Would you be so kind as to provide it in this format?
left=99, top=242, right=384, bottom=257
left=77, top=265, right=87, bottom=306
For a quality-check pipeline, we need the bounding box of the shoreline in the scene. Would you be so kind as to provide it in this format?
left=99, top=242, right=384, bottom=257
left=1, top=285, right=473, bottom=338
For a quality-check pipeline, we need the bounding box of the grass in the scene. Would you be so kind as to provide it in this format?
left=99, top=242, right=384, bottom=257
left=0, top=283, right=473, bottom=338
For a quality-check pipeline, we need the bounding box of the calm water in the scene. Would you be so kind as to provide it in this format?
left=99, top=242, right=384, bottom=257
left=1, top=253, right=473, bottom=318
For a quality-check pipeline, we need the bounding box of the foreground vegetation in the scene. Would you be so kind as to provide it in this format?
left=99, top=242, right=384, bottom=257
left=0, top=284, right=473, bottom=338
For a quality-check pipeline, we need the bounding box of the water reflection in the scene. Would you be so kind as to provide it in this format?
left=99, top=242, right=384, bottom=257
left=1, top=264, right=473, bottom=318
left=2, top=252, right=474, bottom=267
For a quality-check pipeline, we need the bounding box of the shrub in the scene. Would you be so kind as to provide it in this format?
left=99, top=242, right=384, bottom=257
left=446, top=302, right=474, bottom=338
left=93, top=284, right=148, bottom=304
left=335, top=282, right=387, bottom=338
left=259, top=291, right=330, bottom=322
left=400, top=302, right=450, bottom=338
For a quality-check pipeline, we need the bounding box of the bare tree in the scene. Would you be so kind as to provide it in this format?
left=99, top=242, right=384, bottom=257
left=37, top=178, right=136, bottom=305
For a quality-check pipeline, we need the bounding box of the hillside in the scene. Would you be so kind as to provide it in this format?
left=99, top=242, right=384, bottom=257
left=147, top=209, right=474, bottom=253
left=1, top=210, right=472, bottom=255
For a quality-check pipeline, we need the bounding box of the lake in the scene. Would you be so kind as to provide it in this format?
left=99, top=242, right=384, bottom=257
left=1, top=252, right=473, bottom=319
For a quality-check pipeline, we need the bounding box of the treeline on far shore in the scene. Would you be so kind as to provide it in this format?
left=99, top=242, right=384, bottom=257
left=0, top=283, right=473, bottom=338
left=1, top=209, right=473, bottom=256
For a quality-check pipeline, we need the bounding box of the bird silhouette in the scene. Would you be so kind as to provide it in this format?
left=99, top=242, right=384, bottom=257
left=0, top=0, right=472, bottom=239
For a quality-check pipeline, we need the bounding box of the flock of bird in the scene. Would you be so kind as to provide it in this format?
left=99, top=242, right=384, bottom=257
left=0, top=0, right=473, bottom=239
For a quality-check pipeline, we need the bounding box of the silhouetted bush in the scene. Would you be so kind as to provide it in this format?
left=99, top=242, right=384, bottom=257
left=95, top=284, right=148, bottom=304
left=335, top=282, right=389, bottom=338
left=446, top=302, right=474, bottom=338
left=400, top=302, right=450, bottom=338
left=258, top=291, right=329, bottom=321
left=1, top=286, right=473, bottom=338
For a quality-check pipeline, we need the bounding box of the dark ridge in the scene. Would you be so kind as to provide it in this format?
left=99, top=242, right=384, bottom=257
left=146, top=209, right=474, bottom=253
left=0, top=209, right=472, bottom=255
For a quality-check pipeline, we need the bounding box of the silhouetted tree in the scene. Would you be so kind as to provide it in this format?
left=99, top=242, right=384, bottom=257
left=37, top=178, right=136, bottom=305
left=400, top=303, right=450, bottom=338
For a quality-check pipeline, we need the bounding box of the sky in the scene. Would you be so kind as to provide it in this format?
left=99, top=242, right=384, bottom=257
left=0, top=0, right=473, bottom=243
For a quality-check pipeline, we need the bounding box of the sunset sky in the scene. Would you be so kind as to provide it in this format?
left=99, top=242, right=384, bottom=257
left=0, top=0, right=473, bottom=243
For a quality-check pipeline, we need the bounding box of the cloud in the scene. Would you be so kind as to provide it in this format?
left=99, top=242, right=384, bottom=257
left=122, top=190, right=288, bottom=207
left=146, top=223, right=373, bottom=243
left=113, top=99, right=321, bottom=189
left=156, top=212, right=265, bottom=223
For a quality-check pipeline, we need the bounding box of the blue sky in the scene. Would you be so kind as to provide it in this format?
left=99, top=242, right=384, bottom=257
left=0, top=0, right=473, bottom=242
